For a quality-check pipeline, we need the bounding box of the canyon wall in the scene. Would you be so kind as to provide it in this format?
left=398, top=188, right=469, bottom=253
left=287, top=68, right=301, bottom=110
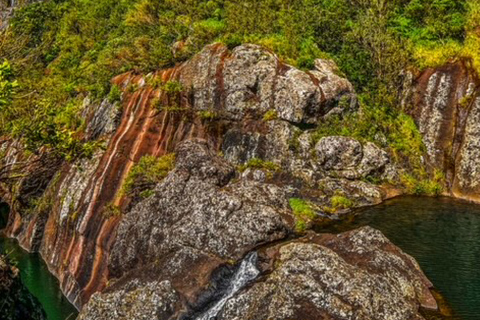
left=0, top=43, right=454, bottom=319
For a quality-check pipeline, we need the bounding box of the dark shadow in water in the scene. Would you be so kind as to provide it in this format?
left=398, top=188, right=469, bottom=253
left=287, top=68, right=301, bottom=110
left=317, top=196, right=480, bottom=320
left=0, top=202, right=78, bottom=320
left=0, top=202, right=9, bottom=229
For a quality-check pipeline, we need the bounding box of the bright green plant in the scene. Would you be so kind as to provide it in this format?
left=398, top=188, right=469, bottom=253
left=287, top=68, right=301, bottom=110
left=122, top=153, right=176, bottom=198
left=331, top=195, right=354, bottom=210
left=289, top=198, right=317, bottom=232
left=263, top=109, right=278, bottom=122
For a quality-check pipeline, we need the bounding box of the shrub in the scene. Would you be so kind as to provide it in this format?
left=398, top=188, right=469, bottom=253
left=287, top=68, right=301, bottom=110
left=122, top=153, right=175, bottom=198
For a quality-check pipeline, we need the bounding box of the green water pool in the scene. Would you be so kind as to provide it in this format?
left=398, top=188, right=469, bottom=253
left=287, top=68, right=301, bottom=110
left=0, top=204, right=78, bottom=320
left=319, top=196, right=480, bottom=319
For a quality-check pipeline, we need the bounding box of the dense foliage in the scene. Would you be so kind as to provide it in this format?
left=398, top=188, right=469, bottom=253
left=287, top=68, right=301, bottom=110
left=0, top=0, right=478, bottom=180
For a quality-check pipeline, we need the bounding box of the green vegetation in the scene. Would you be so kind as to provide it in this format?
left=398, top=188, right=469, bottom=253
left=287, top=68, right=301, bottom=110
left=238, top=158, right=280, bottom=175
left=263, top=109, right=278, bottom=122
left=0, top=0, right=477, bottom=180
left=330, top=195, right=354, bottom=210
left=103, top=202, right=122, bottom=218
left=401, top=169, right=445, bottom=196
left=197, top=109, right=218, bottom=121
left=122, top=153, right=175, bottom=199
left=107, top=85, right=122, bottom=104
left=289, top=198, right=317, bottom=232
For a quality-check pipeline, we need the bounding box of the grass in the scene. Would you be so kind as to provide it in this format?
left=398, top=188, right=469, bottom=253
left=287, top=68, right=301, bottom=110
left=401, top=169, right=445, bottom=196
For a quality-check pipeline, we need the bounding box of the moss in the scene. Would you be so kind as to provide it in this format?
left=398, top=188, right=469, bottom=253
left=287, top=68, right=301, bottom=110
left=197, top=110, right=218, bottom=121
left=107, top=85, right=122, bottom=103
left=103, top=202, right=122, bottom=218
left=289, top=198, right=317, bottom=233
left=263, top=109, right=278, bottom=122
left=238, top=158, right=281, bottom=173
left=331, top=195, right=354, bottom=209
left=123, top=153, right=176, bottom=198
left=163, top=80, right=183, bottom=95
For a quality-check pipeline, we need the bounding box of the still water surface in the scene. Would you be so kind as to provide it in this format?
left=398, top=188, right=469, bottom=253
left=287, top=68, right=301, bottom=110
left=319, top=196, right=480, bottom=319
left=0, top=204, right=78, bottom=320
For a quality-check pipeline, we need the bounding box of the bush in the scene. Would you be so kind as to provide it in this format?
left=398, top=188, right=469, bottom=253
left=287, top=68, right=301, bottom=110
left=0, top=0, right=474, bottom=166
left=122, top=153, right=175, bottom=198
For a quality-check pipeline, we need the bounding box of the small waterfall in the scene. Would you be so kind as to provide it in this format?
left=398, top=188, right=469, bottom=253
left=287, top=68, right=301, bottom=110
left=195, top=252, right=260, bottom=320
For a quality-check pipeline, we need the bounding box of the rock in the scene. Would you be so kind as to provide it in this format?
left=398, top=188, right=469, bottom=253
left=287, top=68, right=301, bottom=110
left=358, top=142, right=390, bottom=177
left=109, top=140, right=292, bottom=277
left=97, top=140, right=294, bottom=315
left=180, top=44, right=355, bottom=124
left=0, top=255, right=46, bottom=320
left=315, top=136, right=390, bottom=180
left=315, top=136, right=363, bottom=170
left=454, top=97, right=480, bottom=195
left=217, top=227, right=436, bottom=320
left=78, top=280, right=179, bottom=320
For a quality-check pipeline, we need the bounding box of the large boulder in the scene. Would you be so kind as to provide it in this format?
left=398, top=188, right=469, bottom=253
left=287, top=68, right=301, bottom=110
left=217, top=227, right=437, bottom=320
left=79, top=227, right=439, bottom=320
left=102, top=140, right=294, bottom=314
left=180, top=44, right=356, bottom=123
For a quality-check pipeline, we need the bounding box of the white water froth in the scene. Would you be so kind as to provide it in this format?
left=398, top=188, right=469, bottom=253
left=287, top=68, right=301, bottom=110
left=196, top=252, right=260, bottom=320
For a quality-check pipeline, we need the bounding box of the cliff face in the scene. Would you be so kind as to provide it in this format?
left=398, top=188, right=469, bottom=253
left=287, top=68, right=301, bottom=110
left=0, top=43, right=442, bottom=318
left=404, top=61, right=480, bottom=202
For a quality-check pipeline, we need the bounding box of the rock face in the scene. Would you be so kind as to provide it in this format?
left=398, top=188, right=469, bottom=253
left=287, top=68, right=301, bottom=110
left=78, top=227, right=437, bottom=320
left=0, top=43, right=389, bottom=309
left=0, top=255, right=46, bottom=320
left=0, top=42, right=437, bottom=320
left=404, top=61, right=480, bottom=201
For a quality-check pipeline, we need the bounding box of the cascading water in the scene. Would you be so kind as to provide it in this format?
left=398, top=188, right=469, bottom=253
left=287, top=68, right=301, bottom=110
left=195, top=252, right=260, bottom=320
